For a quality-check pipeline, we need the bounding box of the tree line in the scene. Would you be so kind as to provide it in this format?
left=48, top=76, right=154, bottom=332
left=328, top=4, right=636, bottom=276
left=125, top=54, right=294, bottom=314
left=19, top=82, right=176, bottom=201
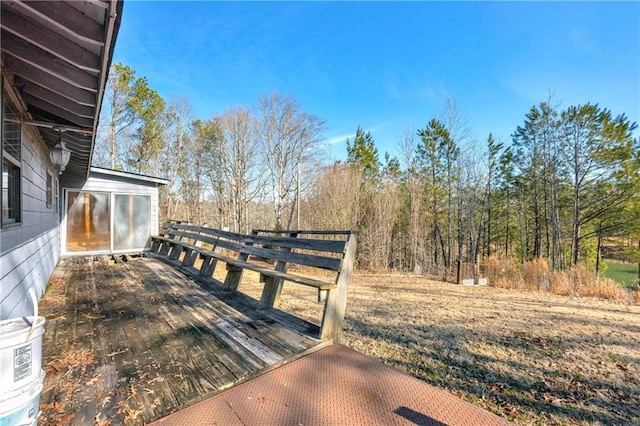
left=95, top=63, right=326, bottom=233
left=336, top=99, right=639, bottom=279
left=95, top=64, right=640, bottom=279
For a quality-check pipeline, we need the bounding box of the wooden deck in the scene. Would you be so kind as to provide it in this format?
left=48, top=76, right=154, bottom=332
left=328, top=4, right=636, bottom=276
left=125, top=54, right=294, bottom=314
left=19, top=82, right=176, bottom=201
left=39, top=255, right=328, bottom=425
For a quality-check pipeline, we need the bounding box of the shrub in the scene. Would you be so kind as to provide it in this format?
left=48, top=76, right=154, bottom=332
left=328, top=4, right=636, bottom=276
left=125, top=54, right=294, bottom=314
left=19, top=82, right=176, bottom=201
left=484, top=256, right=522, bottom=289
left=485, top=257, right=637, bottom=302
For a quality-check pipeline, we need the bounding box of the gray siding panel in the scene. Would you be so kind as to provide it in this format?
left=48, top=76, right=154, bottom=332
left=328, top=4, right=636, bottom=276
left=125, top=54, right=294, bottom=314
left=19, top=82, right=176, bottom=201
left=1, top=125, right=60, bottom=320
left=0, top=229, right=58, bottom=318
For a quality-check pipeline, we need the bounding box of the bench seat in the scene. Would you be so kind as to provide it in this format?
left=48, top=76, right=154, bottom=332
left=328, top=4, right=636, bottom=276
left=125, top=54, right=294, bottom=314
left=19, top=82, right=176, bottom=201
left=148, top=224, right=356, bottom=341
left=151, top=236, right=336, bottom=291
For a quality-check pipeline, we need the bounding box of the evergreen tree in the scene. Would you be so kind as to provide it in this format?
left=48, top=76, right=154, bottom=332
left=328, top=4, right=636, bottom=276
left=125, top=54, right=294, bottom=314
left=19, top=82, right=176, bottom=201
left=416, top=119, right=454, bottom=267
left=560, top=104, right=638, bottom=266
left=485, top=133, right=504, bottom=258
left=346, top=126, right=380, bottom=182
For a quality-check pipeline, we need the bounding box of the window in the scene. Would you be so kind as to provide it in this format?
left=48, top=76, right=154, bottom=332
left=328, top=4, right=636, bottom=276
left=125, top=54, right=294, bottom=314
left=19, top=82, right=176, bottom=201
left=46, top=172, right=53, bottom=209
left=2, top=160, right=20, bottom=223
left=64, top=191, right=152, bottom=253
left=66, top=191, right=111, bottom=252
left=46, top=171, right=58, bottom=211
left=53, top=176, right=59, bottom=213
left=113, top=194, right=151, bottom=250
left=2, top=85, right=21, bottom=225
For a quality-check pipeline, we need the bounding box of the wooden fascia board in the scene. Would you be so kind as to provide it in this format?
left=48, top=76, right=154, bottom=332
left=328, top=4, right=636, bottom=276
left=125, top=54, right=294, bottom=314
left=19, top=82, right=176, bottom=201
left=88, top=0, right=123, bottom=179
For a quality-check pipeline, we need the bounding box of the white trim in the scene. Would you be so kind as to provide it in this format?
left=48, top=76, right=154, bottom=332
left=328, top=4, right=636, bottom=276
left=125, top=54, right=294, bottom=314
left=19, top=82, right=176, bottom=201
left=2, top=150, right=20, bottom=167
left=61, top=188, right=67, bottom=253
left=90, top=167, right=169, bottom=185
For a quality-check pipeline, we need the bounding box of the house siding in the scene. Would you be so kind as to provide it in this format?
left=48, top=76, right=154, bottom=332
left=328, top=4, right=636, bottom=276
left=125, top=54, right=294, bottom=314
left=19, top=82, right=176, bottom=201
left=1, top=125, right=60, bottom=320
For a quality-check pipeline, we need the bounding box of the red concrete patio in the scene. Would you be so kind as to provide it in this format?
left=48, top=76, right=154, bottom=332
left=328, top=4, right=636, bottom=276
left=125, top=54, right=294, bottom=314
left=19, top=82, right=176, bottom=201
left=152, top=344, right=512, bottom=426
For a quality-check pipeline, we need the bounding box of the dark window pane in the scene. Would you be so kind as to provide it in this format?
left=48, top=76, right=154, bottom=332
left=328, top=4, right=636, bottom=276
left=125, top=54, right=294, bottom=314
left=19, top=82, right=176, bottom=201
left=2, top=159, right=20, bottom=223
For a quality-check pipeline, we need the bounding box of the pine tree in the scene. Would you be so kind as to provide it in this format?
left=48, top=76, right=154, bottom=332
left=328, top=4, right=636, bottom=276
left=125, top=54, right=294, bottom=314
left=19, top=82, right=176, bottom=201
left=346, top=126, right=380, bottom=183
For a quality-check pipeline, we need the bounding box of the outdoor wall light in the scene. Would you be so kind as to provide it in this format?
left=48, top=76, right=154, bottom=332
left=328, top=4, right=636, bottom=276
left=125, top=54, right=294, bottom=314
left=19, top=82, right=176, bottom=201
left=50, top=131, right=71, bottom=175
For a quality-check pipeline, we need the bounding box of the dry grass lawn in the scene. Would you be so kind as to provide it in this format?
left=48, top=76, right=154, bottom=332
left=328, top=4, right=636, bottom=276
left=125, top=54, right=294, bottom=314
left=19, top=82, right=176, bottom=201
left=241, top=272, right=640, bottom=425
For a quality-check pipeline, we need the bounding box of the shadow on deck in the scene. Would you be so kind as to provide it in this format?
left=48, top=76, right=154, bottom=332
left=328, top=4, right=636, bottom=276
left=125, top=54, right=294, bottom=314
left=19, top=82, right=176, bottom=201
left=39, top=256, right=328, bottom=425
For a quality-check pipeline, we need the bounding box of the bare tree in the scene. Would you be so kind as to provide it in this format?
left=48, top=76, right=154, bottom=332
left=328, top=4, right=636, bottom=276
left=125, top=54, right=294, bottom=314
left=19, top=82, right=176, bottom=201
left=305, top=164, right=362, bottom=231
left=255, top=93, right=326, bottom=230
left=396, top=126, right=424, bottom=272
left=218, top=108, right=265, bottom=233
left=438, top=96, right=474, bottom=267
left=94, top=63, right=137, bottom=169
left=438, top=96, right=474, bottom=149
left=362, top=180, right=401, bottom=270
left=155, top=96, right=194, bottom=223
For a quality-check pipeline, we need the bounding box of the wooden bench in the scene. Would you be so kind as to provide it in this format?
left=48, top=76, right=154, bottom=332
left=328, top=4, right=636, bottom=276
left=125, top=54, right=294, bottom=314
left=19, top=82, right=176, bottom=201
left=148, top=223, right=356, bottom=341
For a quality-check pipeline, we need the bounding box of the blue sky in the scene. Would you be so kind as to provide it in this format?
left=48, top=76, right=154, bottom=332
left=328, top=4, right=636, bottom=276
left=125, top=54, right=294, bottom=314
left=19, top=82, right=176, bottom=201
left=113, top=1, right=639, bottom=162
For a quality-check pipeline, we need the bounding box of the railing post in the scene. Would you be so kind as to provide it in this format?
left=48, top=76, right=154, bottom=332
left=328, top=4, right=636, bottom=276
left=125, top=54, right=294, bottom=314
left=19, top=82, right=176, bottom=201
left=320, top=232, right=356, bottom=342
left=199, top=255, right=217, bottom=278
left=259, top=231, right=297, bottom=309
left=223, top=230, right=258, bottom=291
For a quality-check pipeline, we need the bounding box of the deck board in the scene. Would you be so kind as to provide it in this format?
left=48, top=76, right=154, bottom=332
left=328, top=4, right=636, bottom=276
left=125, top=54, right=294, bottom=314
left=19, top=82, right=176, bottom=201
left=39, top=256, right=325, bottom=425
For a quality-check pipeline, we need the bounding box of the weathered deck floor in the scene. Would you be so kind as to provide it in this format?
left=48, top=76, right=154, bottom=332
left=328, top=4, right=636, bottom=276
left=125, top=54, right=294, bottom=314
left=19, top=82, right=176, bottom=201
left=39, top=256, right=326, bottom=425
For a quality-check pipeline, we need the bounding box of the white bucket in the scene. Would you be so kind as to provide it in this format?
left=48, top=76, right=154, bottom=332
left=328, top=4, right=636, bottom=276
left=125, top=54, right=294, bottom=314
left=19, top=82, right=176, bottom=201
left=0, top=316, right=45, bottom=394
left=0, top=288, right=45, bottom=394
left=0, top=370, right=44, bottom=426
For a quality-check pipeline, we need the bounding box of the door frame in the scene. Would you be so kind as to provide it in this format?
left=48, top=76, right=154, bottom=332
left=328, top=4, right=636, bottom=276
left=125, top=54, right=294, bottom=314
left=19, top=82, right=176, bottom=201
left=62, top=188, right=152, bottom=255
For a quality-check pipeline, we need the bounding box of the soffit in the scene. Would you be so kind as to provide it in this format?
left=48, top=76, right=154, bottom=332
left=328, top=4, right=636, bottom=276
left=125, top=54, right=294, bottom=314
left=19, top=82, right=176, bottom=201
left=1, top=0, right=123, bottom=180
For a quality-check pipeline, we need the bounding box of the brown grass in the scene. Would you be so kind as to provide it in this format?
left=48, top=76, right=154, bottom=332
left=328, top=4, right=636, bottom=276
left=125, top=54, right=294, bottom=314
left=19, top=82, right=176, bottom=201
left=248, top=272, right=640, bottom=425
left=485, top=257, right=638, bottom=301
